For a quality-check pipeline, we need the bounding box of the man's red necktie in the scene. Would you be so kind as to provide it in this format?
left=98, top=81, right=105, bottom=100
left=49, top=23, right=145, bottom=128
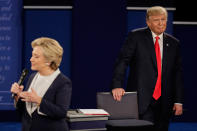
left=153, top=36, right=161, bottom=100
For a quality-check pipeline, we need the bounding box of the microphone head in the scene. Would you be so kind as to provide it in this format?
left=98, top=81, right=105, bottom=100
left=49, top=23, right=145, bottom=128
left=22, top=69, right=28, bottom=76
left=18, top=69, right=28, bottom=85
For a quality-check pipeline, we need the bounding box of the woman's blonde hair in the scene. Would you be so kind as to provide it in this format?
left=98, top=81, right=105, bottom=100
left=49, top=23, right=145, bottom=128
left=146, top=6, right=168, bottom=20
left=31, top=37, right=63, bottom=70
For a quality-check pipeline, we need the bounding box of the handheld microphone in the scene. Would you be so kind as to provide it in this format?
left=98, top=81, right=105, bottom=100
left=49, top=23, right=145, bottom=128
left=12, top=69, right=28, bottom=98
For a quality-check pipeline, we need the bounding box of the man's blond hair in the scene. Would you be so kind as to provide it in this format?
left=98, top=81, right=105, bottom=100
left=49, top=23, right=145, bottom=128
left=146, top=6, right=168, bottom=20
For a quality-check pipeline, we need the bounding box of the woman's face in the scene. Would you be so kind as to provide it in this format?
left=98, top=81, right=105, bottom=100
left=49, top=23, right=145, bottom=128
left=30, top=46, right=48, bottom=72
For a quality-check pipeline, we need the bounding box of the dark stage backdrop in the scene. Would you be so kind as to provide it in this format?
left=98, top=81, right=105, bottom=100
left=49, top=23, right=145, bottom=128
left=173, top=24, right=197, bottom=122
left=71, top=0, right=127, bottom=109
left=0, top=0, right=22, bottom=110
left=0, top=0, right=197, bottom=123
left=23, top=0, right=72, bottom=6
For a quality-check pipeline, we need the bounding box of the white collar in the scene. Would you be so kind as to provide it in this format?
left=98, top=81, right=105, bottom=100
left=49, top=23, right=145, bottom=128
left=151, top=31, right=163, bottom=40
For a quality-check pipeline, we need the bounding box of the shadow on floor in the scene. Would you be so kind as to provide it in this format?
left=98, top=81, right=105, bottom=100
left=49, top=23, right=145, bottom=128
left=1, top=122, right=197, bottom=131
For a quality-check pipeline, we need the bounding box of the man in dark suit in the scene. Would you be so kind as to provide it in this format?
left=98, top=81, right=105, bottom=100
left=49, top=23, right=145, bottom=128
left=111, top=6, right=184, bottom=131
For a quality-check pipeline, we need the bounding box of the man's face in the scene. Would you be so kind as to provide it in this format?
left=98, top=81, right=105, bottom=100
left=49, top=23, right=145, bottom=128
left=146, top=14, right=167, bottom=35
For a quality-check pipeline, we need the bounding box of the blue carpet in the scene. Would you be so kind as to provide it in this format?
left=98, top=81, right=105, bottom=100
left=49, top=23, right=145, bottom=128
left=0, top=122, right=197, bottom=131
left=169, top=122, right=197, bottom=131
left=0, top=122, right=21, bottom=131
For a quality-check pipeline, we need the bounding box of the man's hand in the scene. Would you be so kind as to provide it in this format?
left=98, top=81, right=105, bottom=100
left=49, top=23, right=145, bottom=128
left=112, top=88, right=125, bottom=101
left=173, top=104, right=183, bottom=116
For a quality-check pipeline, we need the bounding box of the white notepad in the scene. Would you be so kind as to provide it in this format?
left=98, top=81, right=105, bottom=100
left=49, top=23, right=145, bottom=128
left=79, top=109, right=109, bottom=115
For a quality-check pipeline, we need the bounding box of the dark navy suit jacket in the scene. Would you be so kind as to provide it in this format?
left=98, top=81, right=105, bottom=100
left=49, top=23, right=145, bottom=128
left=111, top=27, right=184, bottom=117
left=16, top=72, right=72, bottom=131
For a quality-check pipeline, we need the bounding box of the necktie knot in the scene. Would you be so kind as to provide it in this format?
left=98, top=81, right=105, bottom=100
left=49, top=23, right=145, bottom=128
left=154, top=36, right=160, bottom=49
left=155, top=36, right=160, bottom=41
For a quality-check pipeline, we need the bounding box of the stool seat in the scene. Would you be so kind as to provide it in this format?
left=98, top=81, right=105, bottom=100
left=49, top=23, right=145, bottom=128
left=106, top=119, right=153, bottom=127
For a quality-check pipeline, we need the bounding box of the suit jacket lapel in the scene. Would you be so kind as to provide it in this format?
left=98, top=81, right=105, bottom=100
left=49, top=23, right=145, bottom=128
left=42, top=73, right=61, bottom=99
left=25, top=73, right=36, bottom=91
left=162, top=33, right=168, bottom=74
left=145, top=28, right=157, bottom=70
